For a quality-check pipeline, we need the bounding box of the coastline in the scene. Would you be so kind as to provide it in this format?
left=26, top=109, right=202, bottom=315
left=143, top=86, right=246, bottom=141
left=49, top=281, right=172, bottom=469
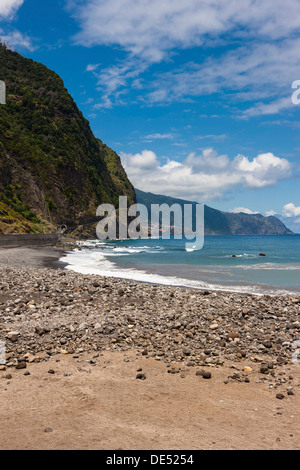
left=0, top=244, right=299, bottom=450
left=60, top=237, right=300, bottom=296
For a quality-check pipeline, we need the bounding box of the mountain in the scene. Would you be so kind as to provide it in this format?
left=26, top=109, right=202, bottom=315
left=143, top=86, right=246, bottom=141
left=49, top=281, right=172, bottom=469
left=135, top=189, right=293, bottom=235
left=0, top=43, right=135, bottom=236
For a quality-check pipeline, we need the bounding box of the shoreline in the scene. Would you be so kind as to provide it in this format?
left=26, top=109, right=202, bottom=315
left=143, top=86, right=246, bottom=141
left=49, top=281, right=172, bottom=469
left=61, top=242, right=300, bottom=297
left=0, top=244, right=299, bottom=450
left=0, top=244, right=255, bottom=296
left=1, top=242, right=300, bottom=297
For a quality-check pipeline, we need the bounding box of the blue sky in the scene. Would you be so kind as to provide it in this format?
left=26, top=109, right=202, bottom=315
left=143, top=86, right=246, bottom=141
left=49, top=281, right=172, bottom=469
left=0, top=0, right=300, bottom=231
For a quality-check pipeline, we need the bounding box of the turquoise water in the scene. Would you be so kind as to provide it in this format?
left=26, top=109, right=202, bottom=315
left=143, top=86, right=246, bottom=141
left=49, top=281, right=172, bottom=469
left=61, top=235, right=300, bottom=294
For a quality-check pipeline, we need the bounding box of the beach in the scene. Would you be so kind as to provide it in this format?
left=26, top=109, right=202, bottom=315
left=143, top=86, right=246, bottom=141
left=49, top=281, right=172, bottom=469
left=61, top=236, right=300, bottom=296
left=0, top=245, right=299, bottom=450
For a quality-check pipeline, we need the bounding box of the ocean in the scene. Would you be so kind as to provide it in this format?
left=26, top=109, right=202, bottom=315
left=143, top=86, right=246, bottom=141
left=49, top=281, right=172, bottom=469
left=60, top=235, right=300, bottom=295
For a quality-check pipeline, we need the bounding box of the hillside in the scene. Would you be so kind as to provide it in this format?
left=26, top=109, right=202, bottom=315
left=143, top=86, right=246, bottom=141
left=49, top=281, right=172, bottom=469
left=135, top=189, right=293, bottom=235
left=0, top=43, right=136, bottom=236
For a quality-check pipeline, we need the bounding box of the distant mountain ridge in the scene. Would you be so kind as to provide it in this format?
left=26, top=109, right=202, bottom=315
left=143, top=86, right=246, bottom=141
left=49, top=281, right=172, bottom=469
left=135, top=189, right=293, bottom=235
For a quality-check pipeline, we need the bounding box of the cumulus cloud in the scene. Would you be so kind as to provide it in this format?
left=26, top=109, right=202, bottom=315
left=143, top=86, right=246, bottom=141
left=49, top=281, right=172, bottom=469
left=185, top=148, right=229, bottom=172
left=120, top=148, right=293, bottom=201
left=265, top=210, right=277, bottom=217
left=282, top=203, right=300, bottom=217
left=232, top=153, right=292, bottom=188
left=0, top=0, right=23, bottom=19
left=125, top=149, right=159, bottom=171
left=230, top=207, right=260, bottom=215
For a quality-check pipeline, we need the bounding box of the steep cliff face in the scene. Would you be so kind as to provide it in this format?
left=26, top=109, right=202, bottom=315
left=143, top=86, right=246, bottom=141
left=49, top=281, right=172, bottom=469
left=0, top=43, right=136, bottom=235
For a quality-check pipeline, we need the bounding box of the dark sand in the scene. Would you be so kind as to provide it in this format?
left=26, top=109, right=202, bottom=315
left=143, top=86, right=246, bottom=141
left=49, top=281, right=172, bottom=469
left=0, top=245, right=67, bottom=269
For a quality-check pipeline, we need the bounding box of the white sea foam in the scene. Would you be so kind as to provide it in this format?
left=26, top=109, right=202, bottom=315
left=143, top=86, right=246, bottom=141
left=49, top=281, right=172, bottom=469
left=221, top=253, right=257, bottom=258
left=231, top=263, right=300, bottom=271
left=111, top=247, right=147, bottom=254
left=59, top=248, right=296, bottom=296
left=185, top=246, right=197, bottom=252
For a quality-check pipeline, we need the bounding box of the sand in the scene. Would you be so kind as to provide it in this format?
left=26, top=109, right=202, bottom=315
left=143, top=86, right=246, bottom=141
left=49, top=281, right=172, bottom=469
left=0, top=245, right=299, bottom=451
left=0, top=350, right=299, bottom=451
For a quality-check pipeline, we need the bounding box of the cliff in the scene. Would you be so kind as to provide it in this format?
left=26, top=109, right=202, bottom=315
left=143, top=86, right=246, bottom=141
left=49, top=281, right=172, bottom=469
left=0, top=43, right=136, bottom=236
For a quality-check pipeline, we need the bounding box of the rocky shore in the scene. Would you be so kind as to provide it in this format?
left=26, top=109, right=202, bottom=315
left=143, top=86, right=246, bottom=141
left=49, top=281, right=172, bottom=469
left=1, top=255, right=299, bottom=380
left=0, top=246, right=300, bottom=450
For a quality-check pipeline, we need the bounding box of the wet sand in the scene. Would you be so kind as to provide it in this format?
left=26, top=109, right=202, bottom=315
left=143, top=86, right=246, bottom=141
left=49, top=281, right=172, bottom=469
left=0, top=245, right=68, bottom=270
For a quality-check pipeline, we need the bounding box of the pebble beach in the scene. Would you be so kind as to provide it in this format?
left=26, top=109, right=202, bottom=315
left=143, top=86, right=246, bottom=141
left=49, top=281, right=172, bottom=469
left=0, top=245, right=300, bottom=450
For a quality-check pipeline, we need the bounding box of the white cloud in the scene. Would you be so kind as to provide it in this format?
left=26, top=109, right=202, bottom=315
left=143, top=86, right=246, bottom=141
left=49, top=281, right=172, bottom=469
left=120, top=148, right=293, bottom=201
left=185, top=148, right=229, bottom=172
left=282, top=203, right=300, bottom=217
left=69, top=0, right=300, bottom=60
left=69, top=0, right=300, bottom=112
left=90, top=58, right=148, bottom=109
left=230, top=207, right=260, bottom=215
left=0, top=1, right=35, bottom=51
left=232, top=153, right=292, bottom=188
left=196, top=134, right=227, bottom=142
left=143, top=133, right=174, bottom=141
left=124, top=149, right=158, bottom=171
left=86, top=63, right=100, bottom=72
left=145, top=38, right=300, bottom=110
left=0, top=0, right=23, bottom=19
left=0, top=28, right=35, bottom=51
left=265, top=210, right=277, bottom=217
left=241, top=97, right=294, bottom=118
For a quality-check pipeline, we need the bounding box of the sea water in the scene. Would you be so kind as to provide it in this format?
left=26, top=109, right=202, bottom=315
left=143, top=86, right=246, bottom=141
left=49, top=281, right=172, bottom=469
left=60, top=235, right=300, bottom=295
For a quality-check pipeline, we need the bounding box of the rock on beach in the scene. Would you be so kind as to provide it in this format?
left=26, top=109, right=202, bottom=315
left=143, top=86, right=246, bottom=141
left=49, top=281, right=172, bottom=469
left=0, top=262, right=299, bottom=371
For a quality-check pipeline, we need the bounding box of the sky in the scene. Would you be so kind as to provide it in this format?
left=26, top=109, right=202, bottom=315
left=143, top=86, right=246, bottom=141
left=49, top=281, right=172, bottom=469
left=0, top=0, right=300, bottom=232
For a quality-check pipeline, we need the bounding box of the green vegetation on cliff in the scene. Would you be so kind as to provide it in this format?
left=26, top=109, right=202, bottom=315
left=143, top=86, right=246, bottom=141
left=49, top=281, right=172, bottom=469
left=0, top=43, right=136, bottom=235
